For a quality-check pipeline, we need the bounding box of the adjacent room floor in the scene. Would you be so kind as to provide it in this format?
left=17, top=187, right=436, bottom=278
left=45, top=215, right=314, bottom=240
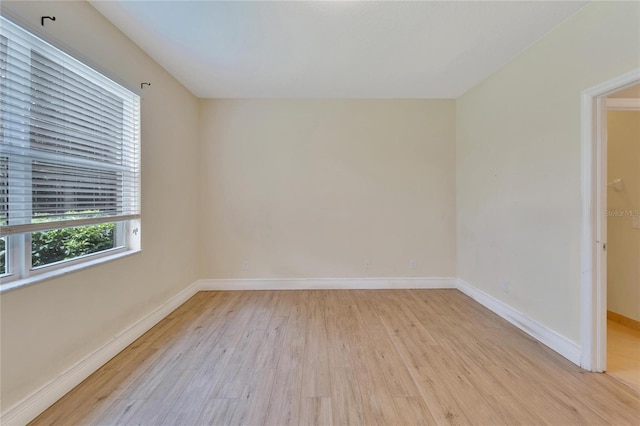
left=31, top=290, right=640, bottom=425
left=608, top=319, right=640, bottom=391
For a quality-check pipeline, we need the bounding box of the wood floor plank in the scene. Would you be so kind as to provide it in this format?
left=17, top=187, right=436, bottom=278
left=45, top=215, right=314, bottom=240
left=122, top=367, right=198, bottom=425
left=367, top=325, right=420, bottom=398
left=299, top=397, right=333, bottom=426
left=229, top=367, right=278, bottom=426
left=28, top=290, right=640, bottom=426
left=393, top=396, right=438, bottom=426
left=410, top=365, right=474, bottom=425
left=156, top=347, right=236, bottom=425
left=301, top=291, right=331, bottom=398
left=283, top=291, right=309, bottom=347
left=195, top=398, right=239, bottom=426
left=330, top=367, right=366, bottom=426
left=323, top=291, right=358, bottom=369
left=263, top=343, right=304, bottom=426
left=97, top=399, right=145, bottom=425
left=350, top=345, right=402, bottom=426
left=212, top=329, right=266, bottom=399
left=272, top=290, right=294, bottom=317
left=255, top=315, right=289, bottom=369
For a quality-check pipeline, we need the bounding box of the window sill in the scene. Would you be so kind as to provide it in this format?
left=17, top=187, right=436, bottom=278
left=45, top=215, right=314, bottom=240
left=0, top=249, right=142, bottom=294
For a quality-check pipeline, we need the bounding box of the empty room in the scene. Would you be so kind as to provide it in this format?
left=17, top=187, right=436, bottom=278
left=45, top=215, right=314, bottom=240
left=1, top=1, right=639, bottom=425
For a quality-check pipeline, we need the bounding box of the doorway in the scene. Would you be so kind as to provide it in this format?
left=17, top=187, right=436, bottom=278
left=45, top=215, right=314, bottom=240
left=581, top=69, right=640, bottom=385
left=605, top=84, right=640, bottom=389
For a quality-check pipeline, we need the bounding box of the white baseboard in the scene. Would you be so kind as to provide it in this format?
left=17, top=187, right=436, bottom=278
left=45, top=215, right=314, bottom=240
left=198, top=277, right=457, bottom=291
left=0, top=280, right=202, bottom=426
left=456, top=279, right=581, bottom=366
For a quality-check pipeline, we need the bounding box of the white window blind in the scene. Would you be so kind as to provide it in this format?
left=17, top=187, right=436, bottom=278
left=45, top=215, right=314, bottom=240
left=0, top=16, right=140, bottom=236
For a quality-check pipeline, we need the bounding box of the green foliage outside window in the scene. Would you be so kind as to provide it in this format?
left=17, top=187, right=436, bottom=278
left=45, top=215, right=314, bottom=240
left=31, top=223, right=115, bottom=267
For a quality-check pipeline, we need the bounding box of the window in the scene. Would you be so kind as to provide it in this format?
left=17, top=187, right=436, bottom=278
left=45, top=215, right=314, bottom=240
left=0, top=16, right=140, bottom=288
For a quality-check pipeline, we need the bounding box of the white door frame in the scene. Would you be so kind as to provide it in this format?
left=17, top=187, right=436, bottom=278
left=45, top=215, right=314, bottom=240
left=580, top=68, right=640, bottom=372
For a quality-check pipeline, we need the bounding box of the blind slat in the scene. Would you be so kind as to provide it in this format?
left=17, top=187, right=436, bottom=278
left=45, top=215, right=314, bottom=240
left=0, top=16, right=140, bottom=236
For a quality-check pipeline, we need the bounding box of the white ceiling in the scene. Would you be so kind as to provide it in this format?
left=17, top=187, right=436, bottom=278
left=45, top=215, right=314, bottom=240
left=89, top=1, right=588, bottom=99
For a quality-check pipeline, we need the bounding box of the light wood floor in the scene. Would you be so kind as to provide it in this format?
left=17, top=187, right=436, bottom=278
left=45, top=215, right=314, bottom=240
left=608, top=319, right=640, bottom=390
left=30, top=290, right=640, bottom=426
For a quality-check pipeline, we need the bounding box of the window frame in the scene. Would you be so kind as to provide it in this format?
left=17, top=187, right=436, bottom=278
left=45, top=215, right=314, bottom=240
left=0, top=15, right=141, bottom=292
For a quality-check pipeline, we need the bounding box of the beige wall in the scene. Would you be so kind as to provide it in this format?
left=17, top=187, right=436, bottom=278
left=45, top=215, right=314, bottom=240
left=0, top=1, right=200, bottom=410
left=199, top=99, right=457, bottom=279
left=456, top=1, right=640, bottom=343
left=607, top=111, right=640, bottom=322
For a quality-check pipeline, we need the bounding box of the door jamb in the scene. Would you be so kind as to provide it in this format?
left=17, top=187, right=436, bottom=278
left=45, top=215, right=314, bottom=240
left=580, top=68, right=640, bottom=372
